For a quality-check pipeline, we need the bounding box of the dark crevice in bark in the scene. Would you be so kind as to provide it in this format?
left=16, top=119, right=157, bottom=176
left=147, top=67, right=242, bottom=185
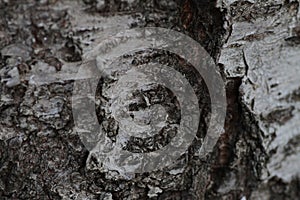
left=178, top=1, right=267, bottom=199
left=205, top=77, right=243, bottom=199
left=179, top=0, right=227, bottom=60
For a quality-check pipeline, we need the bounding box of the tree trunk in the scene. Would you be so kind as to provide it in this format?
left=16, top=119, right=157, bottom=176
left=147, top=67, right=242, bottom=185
left=0, top=0, right=299, bottom=199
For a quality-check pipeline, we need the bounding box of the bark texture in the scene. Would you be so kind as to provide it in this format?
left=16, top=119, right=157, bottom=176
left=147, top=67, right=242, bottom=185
left=0, top=0, right=299, bottom=199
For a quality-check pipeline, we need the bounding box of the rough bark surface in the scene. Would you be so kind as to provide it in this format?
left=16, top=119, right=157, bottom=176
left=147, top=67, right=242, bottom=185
left=0, top=0, right=299, bottom=199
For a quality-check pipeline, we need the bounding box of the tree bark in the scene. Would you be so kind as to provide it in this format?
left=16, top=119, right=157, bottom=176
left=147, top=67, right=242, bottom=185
left=0, top=0, right=299, bottom=199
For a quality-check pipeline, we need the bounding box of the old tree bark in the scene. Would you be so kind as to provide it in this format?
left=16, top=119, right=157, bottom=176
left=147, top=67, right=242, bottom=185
left=0, top=0, right=299, bottom=199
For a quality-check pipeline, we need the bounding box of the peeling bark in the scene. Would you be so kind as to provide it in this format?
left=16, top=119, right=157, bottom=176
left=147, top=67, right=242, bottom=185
left=0, top=0, right=299, bottom=199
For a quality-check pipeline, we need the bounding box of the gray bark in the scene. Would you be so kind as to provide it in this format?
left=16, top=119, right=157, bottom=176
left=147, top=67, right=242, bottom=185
left=219, top=0, right=300, bottom=199
left=0, top=0, right=299, bottom=199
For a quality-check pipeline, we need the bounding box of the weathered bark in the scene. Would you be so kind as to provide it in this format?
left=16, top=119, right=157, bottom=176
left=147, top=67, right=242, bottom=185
left=218, top=0, right=300, bottom=199
left=0, top=0, right=299, bottom=199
